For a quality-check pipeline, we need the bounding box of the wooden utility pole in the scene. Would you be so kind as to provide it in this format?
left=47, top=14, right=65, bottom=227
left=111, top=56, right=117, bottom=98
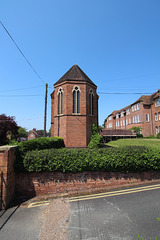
left=44, top=83, right=48, bottom=137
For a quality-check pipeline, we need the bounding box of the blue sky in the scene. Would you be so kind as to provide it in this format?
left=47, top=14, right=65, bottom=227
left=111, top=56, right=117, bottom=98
left=0, top=0, right=160, bottom=131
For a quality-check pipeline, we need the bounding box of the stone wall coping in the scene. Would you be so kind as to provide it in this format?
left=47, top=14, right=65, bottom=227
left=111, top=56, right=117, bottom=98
left=0, top=145, right=17, bottom=151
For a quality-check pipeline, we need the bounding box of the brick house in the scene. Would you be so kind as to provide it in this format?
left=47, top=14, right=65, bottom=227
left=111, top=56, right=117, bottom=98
left=105, top=89, right=160, bottom=137
left=28, top=128, right=44, bottom=140
left=51, top=64, right=98, bottom=148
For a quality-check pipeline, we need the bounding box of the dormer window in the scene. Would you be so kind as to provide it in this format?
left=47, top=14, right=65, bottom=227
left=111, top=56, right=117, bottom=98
left=121, top=111, right=124, bottom=118
left=155, top=98, right=159, bottom=107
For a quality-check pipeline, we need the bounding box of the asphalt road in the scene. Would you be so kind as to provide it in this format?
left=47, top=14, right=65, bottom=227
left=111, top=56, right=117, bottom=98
left=68, top=184, right=160, bottom=240
left=0, top=202, right=48, bottom=240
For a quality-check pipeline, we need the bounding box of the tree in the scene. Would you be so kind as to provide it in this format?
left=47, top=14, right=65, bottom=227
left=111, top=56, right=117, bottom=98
left=129, top=126, right=142, bottom=134
left=0, top=114, right=19, bottom=145
left=18, top=127, right=28, bottom=139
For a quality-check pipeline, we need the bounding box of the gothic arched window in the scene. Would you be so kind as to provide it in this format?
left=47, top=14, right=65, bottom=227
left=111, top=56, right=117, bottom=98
left=58, top=87, right=63, bottom=115
left=89, top=89, right=94, bottom=116
left=73, top=86, right=80, bottom=114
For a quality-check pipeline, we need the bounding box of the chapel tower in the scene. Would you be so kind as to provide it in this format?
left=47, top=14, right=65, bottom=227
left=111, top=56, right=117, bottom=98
left=51, top=64, right=98, bottom=148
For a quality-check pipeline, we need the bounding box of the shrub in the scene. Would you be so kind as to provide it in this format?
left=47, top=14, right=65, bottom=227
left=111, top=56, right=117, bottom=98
left=15, top=137, right=65, bottom=171
left=17, top=137, right=64, bottom=153
left=15, top=146, right=160, bottom=173
left=88, top=124, right=102, bottom=149
left=146, top=135, right=156, bottom=139
left=88, top=133, right=102, bottom=149
left=136, top=133, right=143, bottom=138
left=157, top=132, right=160, bottom=139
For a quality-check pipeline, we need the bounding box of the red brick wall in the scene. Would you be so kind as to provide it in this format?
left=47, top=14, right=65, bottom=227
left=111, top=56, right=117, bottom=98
left=0, top=146, right=16, bottom=209
left=15, top=171, right=160, bottom=198
left=51, top=81, right=98, bottom=147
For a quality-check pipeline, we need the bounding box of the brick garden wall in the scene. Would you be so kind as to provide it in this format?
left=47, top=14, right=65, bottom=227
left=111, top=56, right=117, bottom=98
left=0, top=146, right=16, bottom=209
left=15, top=171, right=160, bottom=198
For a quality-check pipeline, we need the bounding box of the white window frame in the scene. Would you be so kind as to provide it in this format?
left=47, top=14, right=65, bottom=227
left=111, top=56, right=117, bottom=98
left=135, top=115, right=137, bottom=123
left=120, top=121, right=122, bottom=127
left=155, top=113, right=158, bottom=121
left=134, top=105, right=137, bottom=111
left=156, top=126, right=159, bottom=135
left=133, top=116, right=135, bottom=123
left=126, top=108, right=130, bottom=116
left=145, top=113, right=149, bottom=122
left=116, top=113, right=119, bottom=119
left=138, top=115, right=140, bottom=123
left=121, top=111, right=124, bottom=118
left=132, top=106, right=134, bottom=112
left=137, top=103, right=140, bottom=110
left=109, top=116, right=112, bottom=121
left=126, top=119, right=128, bottom=125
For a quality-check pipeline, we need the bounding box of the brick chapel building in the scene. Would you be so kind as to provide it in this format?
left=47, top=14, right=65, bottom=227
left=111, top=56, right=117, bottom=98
left=105, top=89, right=160, bottom=137
left=51, top=64, right=98, bottom=148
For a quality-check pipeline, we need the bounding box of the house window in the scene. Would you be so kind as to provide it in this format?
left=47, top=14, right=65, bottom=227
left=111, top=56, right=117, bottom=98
left=118, top=121, right=120, bottom=127
left=58, top=87, right=63, bottom=115
left=145, top=113, right=149, bottom=122
left=109, top=123, right=112, bottom=128
left=109, top=116, right=112, bottom=121
left=137, top=103, right=140, bottom=110
left=138, top=115, right=140, bottom=123
left=155, top=98, right=159, bottom=107
left=126, top=119, right=128, bottom=125
left=121, top=111, right=124, bottom=118
left=133, top=116, right=135, bottom=123
left=159, top=112, right=160, bottom=120
left=135, top=115, right=137, bottom=123
left=89, top=89, right=94, bottom=115
left=155, top=113, right=158, bottom=121
left=120, top=121, right=122, bottom=126
left=123, top=120, right=125, bottom=126
left=73, top=86, right=80, bottom=114
left=134, top=105, right=137, bottom=111
left=129, top=118, right=131, bottom=124
left=116, top=113, right=119, bottom=119
left=126, top=108, right=130, bottom=116
left=156, top=126, right=159, bottom=135
left=132, top=106, right=134, bottom=112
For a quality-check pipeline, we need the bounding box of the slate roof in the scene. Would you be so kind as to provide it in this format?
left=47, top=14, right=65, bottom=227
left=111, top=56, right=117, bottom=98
left=102, top=129, right=136, bottom=136
left=107, top=89, right=160, bottom=119
left=54, top=64, right=97, bottom=87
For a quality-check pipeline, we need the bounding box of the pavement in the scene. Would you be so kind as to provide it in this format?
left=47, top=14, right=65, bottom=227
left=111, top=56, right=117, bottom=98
left=0, top=203, right=48, bottom=240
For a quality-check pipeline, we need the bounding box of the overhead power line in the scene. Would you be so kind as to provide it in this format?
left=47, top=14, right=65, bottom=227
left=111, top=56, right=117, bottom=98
left=0, top=94, right=43, bottom=97
left=98, top=92, right=152, bottom=95
left=0, top=21, right=45, bottom=85
left=0, top=85, right=44, bottom=93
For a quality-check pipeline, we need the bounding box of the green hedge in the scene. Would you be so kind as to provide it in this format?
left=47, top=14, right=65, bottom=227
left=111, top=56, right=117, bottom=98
left=18, top=137, right=64, bottom=153
left=15, top=137, right=65, bottom=171
left=15, top=146, right=160, bottom=173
